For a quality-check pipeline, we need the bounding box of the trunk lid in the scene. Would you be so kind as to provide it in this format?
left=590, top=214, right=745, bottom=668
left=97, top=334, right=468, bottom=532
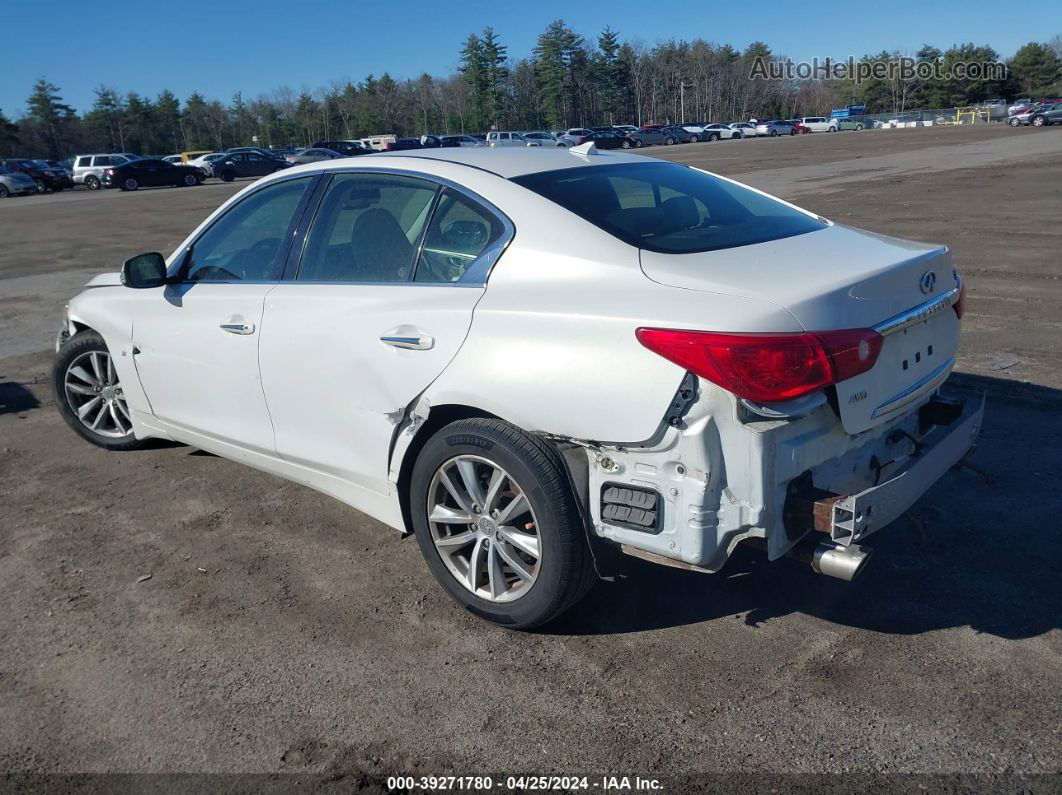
left=640, top=224, right=962, bottom=434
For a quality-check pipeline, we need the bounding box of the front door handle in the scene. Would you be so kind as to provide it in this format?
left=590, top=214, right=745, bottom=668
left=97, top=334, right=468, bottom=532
left=380, top=333, right=434, bottom=351
left=220, top=321, right=255, bottom=335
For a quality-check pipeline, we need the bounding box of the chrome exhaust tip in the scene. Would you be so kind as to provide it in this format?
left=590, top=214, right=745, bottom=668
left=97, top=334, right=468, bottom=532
left=811, top=540, right=872, bottom=582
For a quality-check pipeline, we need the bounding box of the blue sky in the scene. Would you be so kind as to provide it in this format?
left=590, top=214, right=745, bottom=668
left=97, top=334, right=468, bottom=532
left=1, top=0, right=1055, bottom=114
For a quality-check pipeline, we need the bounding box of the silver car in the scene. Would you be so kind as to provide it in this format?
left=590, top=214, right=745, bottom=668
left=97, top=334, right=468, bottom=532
left=0, top=165, right=38, bottom=197
left=285, top=147, right=345, bottom=165
left=72, top=153, right=140, bottom=190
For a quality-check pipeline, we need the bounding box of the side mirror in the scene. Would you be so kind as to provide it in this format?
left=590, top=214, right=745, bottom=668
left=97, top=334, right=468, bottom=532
left=121, top=252, right=167, bottom=288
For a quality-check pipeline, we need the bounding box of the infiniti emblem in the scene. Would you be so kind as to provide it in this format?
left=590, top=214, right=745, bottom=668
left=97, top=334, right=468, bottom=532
left=919, top=271, right=936, bottom=294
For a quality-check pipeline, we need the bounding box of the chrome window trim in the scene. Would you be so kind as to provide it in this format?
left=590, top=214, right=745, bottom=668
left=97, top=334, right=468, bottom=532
left=872, top=283, right=961, bottom=338
left=289, top=165, right=515, bottom=289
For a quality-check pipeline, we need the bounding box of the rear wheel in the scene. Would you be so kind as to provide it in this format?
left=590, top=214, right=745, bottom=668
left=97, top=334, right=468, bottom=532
left=770, top=129, right=778, bottom=136
left=1009, top=117, right=1021, bottom=126
left=53, top=331, right=144, bottom=451
left=34, top=179, right=46, bottom=193
left=220, top=170, right=236, bottom=182
left=621, top=139, right=632, bottom=149
left=664, top=136, right=676, bottom=145
left=410, top=418, right=594, bottom=629
left=709, top=133, right=720, bottom=141
left=84, top=175, right=101, bottom=190
left=855, top=124, right=863, bottom=131
left=690, top=135, right=699, bottom=143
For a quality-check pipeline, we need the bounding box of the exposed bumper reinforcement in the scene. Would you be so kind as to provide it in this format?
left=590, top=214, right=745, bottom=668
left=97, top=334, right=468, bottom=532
left=824, top=394, right=985, bottom=545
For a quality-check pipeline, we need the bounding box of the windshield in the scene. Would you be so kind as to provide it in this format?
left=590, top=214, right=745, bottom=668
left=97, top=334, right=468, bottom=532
left=511, top=161, right=827, bottom=254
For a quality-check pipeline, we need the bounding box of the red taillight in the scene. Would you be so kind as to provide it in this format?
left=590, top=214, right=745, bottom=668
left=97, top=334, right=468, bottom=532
left=106, top=168, right=115, bottom=175
left=953, top=282, right=966, bottom=319
left=636, top=327, right=883, bottom=403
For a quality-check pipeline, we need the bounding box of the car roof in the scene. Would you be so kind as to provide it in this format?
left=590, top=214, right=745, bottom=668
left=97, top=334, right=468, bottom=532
left=369, top=147, right=653, bottom=178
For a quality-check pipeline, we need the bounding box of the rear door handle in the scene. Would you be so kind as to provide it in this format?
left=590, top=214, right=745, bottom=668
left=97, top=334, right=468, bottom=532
left=380, top=334, right=434, bottom=351
left=220, top=321, right=255, bottom=335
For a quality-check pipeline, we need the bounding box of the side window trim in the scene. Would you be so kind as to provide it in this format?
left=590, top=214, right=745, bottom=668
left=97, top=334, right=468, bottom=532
left=286, top=166, right=514, bottom=288
left=170, top=173, right=323, bottom=283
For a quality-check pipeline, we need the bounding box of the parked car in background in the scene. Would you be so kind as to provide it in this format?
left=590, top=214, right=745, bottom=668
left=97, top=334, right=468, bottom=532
left=312, top=140, right=372, bottom=156
left=661, top=125, right=695, bottom=143
left=286, top=147, right=345, bottom=165
left=101, top=158, right=203, bottom=191
left=226, top=146, right=280, bottom=158
left=694, top=123, right=735, bottom=141
left=54, top=147, right=979, bottom=629
left=755, top=120, right=796, bottom=136
left=622, top=126, right=671, bottom=147
left=185, top=152, right=226, bottom=176
left=162, top=155, right=183, bottom=164
left=486, top=131, right=539, bottom=147
left=1, top=158, right=75, bottom=192
left=0, top=164, right=39, bottom=197
left=576, top=130, right=629, bottom=149
left=836, top=117, right=867, bottom=131
left=212, top=151, right=291, bottom=182
left=73, top=153, right=140, bottom=190
left=420, top=135, right=461, bottom=148
left=523, top=131, right=565, bottom=147
left=1028, top=103, right=1062, bottom=126
left=727, top=122, right=756, bottom=139
left=384, top=137, right=424, bottom=151
left=559, top=128, right=595, bottom=146
left=800, top=117, right=837, bottom=132
left=785, top=120, right=811, bottom=134
left=441, top=135, right=485, bottom=147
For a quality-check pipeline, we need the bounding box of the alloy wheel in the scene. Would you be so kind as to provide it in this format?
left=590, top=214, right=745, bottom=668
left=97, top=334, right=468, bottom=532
left=63, top=350, right=133, bottom=438
left=427, top=455, right=542, bottom=603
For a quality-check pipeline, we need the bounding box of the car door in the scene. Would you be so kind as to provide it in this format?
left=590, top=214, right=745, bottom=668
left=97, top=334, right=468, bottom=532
left=259, top=170, right=510, bottom=496
left=129, top=175, right=317, bottom=453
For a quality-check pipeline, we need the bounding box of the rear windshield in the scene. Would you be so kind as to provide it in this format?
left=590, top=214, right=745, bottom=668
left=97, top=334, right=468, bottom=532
left=511, top=161, right=827, bottom=254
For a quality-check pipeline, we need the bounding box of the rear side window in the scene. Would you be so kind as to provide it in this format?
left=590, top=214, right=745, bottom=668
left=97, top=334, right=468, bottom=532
left=511, top=161, right=826, bottom=254
left=94, top=156, right=112, bottom=166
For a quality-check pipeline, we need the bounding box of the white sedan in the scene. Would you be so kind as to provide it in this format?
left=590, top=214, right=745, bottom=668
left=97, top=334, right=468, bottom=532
left=54, top=147, right=981, bottom=629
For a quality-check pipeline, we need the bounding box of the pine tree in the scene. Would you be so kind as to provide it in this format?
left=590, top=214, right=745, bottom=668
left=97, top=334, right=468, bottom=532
left=481, top=27, right=509, bottom=129
left=460, top=34, right=488, bottom=130
left=27, top=79, right=74, bottom=158
left=0, top=107, right=19, bottom=155
left=1009, top=42, right=1062, bottom=95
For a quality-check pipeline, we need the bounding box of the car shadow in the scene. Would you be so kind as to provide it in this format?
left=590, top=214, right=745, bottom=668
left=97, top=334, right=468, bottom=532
left=0, top=382, right=42, bottom=415
left=548, top=372, right=1062, bottom=641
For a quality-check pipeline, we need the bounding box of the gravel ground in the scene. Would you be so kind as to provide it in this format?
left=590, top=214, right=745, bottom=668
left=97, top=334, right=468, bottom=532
left=0, top=124, right=1059, bottom=787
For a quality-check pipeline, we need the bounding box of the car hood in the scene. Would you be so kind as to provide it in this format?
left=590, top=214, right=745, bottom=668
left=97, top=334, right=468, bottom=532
left=84, top=272, right=123, bottom=288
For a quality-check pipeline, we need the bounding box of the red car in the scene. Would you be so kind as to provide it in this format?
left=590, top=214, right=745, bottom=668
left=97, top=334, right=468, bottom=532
left=786, top=120, right=811, bottom=134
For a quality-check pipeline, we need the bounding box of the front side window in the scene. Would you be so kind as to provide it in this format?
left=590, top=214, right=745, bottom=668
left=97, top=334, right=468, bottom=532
left=512, top=161, right=826, bottom=254
left=414, top=188, right=504, bottom=283
left=180, top=176, right=313, bottom=282
left=297, top=173, right=437, bottom=282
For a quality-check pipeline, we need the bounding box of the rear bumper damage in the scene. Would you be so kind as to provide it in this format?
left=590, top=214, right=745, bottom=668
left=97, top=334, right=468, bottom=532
left=581, top=378, right=984, bottom=578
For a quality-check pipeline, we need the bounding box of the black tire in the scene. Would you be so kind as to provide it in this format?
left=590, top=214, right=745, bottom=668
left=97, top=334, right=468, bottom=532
left=1031, top=115, right=1047, bottom=127
left=1009, top=117, right=1021, bottom=126
left=410, top=418, right=594, bottom=629
left=0, top=184, right=8, bottom=198
left=621, top=139, right=632, bottom=148
left=220, top=170, right=236, bottom=182
left=121, top=177, right=139, bottom=191
left=664, top=136, right=675, bottom=145
left=769, top=129, right=778, bottom=137
left=708, top=133, right=720, bottom=141
left=34, top=179, right=46, bottom=193
left=53, top=330, right=145, bottom=451
left=85, top=175, right=100, bottom=190
left=181, top=173, right=200, bottom=187
left=732, top=131, right=742, bottom=139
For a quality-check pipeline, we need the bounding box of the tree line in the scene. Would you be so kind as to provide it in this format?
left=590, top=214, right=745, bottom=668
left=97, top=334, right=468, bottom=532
left=2, top=22, right=1060, bottom=159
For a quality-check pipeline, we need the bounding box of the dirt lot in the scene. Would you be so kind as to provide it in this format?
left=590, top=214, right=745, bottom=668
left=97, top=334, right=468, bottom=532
left=1, top=125, right=1060, bottom=785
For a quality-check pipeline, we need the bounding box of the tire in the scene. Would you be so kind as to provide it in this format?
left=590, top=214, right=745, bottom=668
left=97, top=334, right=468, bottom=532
left=621, top=139, right=632, bottom=149
left=84, top=175, right=101, bottom=190
left=1009, top=117, right=1021, bottom=126
left=828, top=126, right=836, bottom=132
left=664, top=137, right=675, bottom=145
left=855, top=124, right=863, bottom=131
left=0, top=184, right=8, bottom=198
left=53, top=330, right=144, bottom=451
left=410, top=418, right=594, bottom=629
left=709, top=133, right=720, bottom=141
left=732, top=132, right=742, bottom=139
left=690, top=135, right=699, bottom=143
left=220, top=170, right=235, bottom=182
left=769, top=129, right=778, bottom=137
left=122, top=177, right=139, bottom=191
left=181, top=173, right=199, bottom=187
left=1031, top=115, right=1046, bottom=127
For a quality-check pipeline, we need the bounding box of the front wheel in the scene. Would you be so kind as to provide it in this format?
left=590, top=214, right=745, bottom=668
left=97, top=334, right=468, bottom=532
left=53, top=331, right=144, bottom=451
left=182, top=173, right=200, bottom=186
left=410, top=418, right=594, bottom=629
left=621, top=139, right=632, bottom=148
left=769, top=129, right=778, bottom=136
left=1031, top=116, right=1047, bottom=127
left=122, top=177, right=139, bottom=191
left=690, top=135, right=699, bottom=143
left=709, top=133, right=720, bottom=141
left=664, top=137, right=675, bottom=145
left=855, top=124, right=863, bottom=130
left=0, top=184, right=8, bottom=198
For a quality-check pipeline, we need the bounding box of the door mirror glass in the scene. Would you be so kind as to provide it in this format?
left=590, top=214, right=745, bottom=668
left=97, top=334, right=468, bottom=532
left=121, top=252, right=167, bottom=288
